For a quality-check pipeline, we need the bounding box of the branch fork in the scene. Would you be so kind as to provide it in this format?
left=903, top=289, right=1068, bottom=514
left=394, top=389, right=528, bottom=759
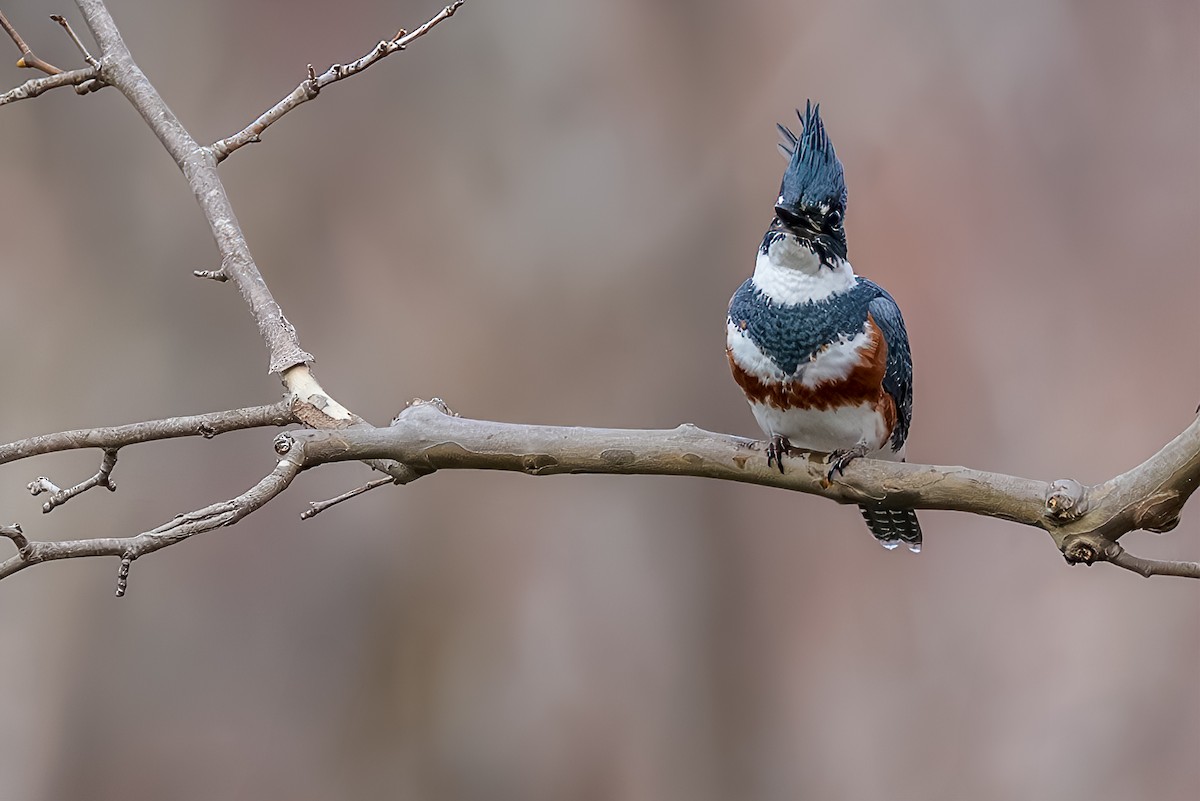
left=28, top=447, right=118, bottom=512
left=0, top=524, right=32, bottom=560
left=1, top=9, right=64, bottom=75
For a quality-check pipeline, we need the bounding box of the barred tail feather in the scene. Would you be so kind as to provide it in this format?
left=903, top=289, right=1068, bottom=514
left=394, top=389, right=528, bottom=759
left=858, top=506, right=923, bottom=553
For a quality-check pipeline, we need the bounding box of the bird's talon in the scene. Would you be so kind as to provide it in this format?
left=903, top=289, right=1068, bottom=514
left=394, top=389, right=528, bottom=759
left=826, top=443, right=869, bottom=482
left=766, top=435, right=792, bottom=474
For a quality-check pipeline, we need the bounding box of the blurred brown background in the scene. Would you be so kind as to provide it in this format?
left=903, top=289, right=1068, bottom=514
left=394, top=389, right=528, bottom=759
left=1, top=0, right=1197, bottom=799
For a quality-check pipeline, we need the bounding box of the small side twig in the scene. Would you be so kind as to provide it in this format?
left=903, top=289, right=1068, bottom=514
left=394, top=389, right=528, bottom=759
left=300, top=476, right=395, bottom=520
left=0, top=450, right=305, bottom=590
left=0, top=401, right=297, bottom=466
left=0, top=65, right=100, bottom=106
left=1104, top=542, right=1200, bottom=579
left=209, top=0, right=466, bottom=163
left=192, top=268, right=228, bottom=282
left=0, top=9, right=63, bottom=74
left=193, top=255, right=232, bottom=283
left=115, top=554, right=133, bottom=597
left=28, top=448, right=119, bottom=513
left=0, top=523, right=31, bottom=560
left=49, top=14, right=99, bottom=68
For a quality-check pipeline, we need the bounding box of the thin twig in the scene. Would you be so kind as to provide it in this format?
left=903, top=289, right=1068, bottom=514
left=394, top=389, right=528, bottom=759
left=194, top=254, right=231, bottom=281
left=49, top=14, right=99, bottom=68
left=28, top=448, right=119, bottom=513
left=1104, top=543, right=1200, bottom=579
left=0, top=9, right=63, bottom=74
left=300, top=476, right=395, bottom=519
left=0, top=401, right=297, bottom=465
left=115, top=555, right=133, bottom=596
left=0, top=524, right=31, bottom=560
left=209, top=0, right=466, bottom=163
left=0, top=451, right=304, bottom=593
left=0, top=65, right=97, bottom=106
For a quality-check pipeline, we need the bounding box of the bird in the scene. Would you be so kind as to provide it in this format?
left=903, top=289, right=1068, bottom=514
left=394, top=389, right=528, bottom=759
left=725, top=101, right=922, bottom=552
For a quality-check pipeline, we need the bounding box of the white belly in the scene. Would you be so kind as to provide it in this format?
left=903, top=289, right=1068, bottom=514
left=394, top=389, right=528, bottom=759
left=750, top=400, right=899, bottom=460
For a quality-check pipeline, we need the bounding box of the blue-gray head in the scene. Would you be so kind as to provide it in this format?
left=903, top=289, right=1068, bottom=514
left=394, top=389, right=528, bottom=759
left=772, top=101, right=848, bottom=265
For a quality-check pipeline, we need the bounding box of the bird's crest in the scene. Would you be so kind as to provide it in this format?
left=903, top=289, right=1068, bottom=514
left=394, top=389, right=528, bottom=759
left=776, top=101, right=847, bottom=212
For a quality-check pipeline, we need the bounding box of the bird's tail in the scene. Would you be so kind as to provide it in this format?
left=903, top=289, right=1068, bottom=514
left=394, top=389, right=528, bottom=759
left=858, top=506, right=923, bottom=553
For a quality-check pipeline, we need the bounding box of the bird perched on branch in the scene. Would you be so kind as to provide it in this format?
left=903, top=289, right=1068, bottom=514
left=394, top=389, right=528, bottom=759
left=725, top=101, right=922, bottom=552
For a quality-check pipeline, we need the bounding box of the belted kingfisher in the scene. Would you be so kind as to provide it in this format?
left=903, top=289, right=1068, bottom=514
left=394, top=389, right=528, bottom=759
left=725, top=101, right=922, bottom=552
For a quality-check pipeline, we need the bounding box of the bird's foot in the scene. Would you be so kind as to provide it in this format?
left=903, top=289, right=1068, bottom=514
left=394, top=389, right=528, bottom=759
left=826, top=442, right=870, bottom=482
left=766, top=435, right=792, bottom=474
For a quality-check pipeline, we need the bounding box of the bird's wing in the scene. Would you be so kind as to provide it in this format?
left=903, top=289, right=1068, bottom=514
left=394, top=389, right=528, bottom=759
left=866, top=289, right=914, bottom=451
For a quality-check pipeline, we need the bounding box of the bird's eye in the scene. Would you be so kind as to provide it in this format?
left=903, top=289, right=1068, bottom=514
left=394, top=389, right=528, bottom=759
left=827, top=209, right=844, bottom=231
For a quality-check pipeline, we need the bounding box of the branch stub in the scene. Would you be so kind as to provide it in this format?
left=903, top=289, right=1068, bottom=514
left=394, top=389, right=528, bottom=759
left=1062, top=535, right=1104, bottom=566
left=1045, top=478, right=1089, bottom=521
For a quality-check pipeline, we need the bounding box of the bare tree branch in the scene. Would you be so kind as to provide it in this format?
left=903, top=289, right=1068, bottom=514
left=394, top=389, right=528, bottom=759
left=0, top=448, right=304, bottom=594
left=2, top=402, right=1196, bottom=591
left=63, top=0, right=432, bottom=487
left=276, top=402, right=1200, bottom=578
left=73, top=0, right=316, bottom=376
left=0, top=65, right=99, bottom=105
left=0, top=402, right=299, bottom=586
left=209, top=0, right=465, bottom=163
left=286, top=401, right=1053, bottom=514
left=300, top=477, right=396, bottom=520
left=0, top=399, right=408, bottom=591
left=1104, top=543, right=1200, bottom=579
left=28, top=448, right=118, bottom=513
left=0, top=9, right=63, bottom=74
left=66, top=0, right=432, bottom=489
left=0, top=401, right=297, bottom=465
left=49, top=14, right=99, bottom=68
left=0, top=524, right=31, bottom=560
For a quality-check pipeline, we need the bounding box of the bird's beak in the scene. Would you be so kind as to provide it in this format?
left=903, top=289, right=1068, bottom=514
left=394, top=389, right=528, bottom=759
left=773, top=204, right=818, bottom=238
